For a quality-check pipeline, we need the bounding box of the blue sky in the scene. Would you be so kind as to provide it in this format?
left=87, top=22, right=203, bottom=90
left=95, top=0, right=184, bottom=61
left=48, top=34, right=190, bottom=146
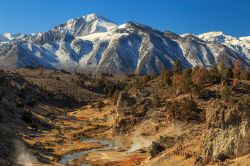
left=0, top=0, right=249, bottom=37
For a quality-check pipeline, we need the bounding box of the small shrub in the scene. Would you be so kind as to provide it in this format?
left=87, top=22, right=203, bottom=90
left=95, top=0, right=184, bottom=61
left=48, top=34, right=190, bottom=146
left=220, top=66, right=233, bottom=81
left=97, top=101, right=105, bottom=109
left=61, top=69, right=70, bottom=74
left=172, top=74, right=183, bottom=95
left=192, top=67, right=206, bottom=89
left=112, top=90, right=120, bottom=103
left=48, top=73, right=53, bottom=79
left=151, top=93, right=160, bottom=107
left=141, top=75, right=150, bottom=86
left=182, top=68, right=193, bottom=93
left=19, top=84, right=28, bottom=93
left=160, top=69, right=172, bottom=86
left=240, top=69, right=250, bottom=80
left=220, top=85, right=232, bottom=101
left=150, top=142, right=165, bottom=158
left=207, top=65, right=221, bottom=84
left=233, top=60, right=241, bottom=87
left=173, top=60, right=182, bottom=74
left=170, top=99, right=202, bottom=122
left=26, top=97, right=38, bottom=107
left=15, top=97, right=24, bottom=108
left=238, top=95, right=250, bottom=107
left=22, top=111, right=33, bottom=124
left=77, top=77, right=85, bottom=87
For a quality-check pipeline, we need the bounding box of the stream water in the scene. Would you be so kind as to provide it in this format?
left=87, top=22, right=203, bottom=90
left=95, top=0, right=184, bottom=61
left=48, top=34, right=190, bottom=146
left=58, top=137, right=121, bottom=165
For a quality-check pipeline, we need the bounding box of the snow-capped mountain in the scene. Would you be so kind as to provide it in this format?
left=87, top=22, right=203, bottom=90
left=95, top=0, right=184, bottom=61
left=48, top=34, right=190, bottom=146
left=3, top=33, right=25, bottom=41
left=56, top=13, right=117, bottom=36
left=0, top=14, right=250, bottom=74
left=0, top=34, right=9, bottom=42
left=197, top=31, right=250, bottom=59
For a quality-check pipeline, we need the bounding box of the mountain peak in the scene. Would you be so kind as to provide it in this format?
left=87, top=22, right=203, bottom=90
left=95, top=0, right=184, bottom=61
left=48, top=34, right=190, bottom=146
left=200, top=31, right=224, bottom=36
left=3, top=33, right=24, bottom=40
left=239, top=36, right=250, bottom=42
left=54, top=13, right=117, bottom=37
left=197, top=31, right=237, bottom=44
left=83, top=13, right=102, bottom=21
left=0, top=33, right=25, bottom=42
left=85, top=13, right=98, bottom=18
left=3, top=33, right=12, bottom=40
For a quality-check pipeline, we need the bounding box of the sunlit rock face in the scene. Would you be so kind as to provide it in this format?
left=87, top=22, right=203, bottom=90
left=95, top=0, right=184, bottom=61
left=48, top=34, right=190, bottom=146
left=202, top=102, right=250, bottom=162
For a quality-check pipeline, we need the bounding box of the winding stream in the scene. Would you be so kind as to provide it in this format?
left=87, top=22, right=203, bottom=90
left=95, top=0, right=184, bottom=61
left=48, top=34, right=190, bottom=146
left=58, top=137, right=122, bottom=165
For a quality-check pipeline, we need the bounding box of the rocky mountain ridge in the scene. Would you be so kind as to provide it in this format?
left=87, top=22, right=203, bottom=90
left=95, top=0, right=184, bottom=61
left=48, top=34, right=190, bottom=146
left=0, top=14, right=250, bottom=74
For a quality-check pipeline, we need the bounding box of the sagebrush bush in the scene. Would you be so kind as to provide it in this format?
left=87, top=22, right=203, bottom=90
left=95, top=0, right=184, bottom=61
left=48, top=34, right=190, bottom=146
left=15, top=97, right=24, bottom=108
left=97, top=101, right=105, bottom=109
left=26, top=97, right=38, bottom=107
left=151, top=93, right=160, bottom=107
left=207, top=65, right=222, bottom=84
left=238, top=95, right=250, bottom=107
left=220, top=85, right=232, bottom=101
left=169, top=99, right=202, bottom=122
left=19, top=84, right=28, bottom=93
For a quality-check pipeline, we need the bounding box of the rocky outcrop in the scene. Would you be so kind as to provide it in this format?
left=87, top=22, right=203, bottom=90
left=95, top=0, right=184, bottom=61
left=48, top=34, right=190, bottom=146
left=114, top=92, right=137, bottom=134
left=202, top=101, right=250, bottom=162
left=114, top=90, right=152, bottom=134
left=115, top=92, right=136, bottom=118
left=150, top=136, right=178, bottom=158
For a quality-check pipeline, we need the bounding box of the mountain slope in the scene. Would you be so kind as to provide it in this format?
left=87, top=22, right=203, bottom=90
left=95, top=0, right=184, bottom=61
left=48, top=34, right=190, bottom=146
left=0, top=14, right=250, bottom=74
left=197, top=32, right=250, bottom=60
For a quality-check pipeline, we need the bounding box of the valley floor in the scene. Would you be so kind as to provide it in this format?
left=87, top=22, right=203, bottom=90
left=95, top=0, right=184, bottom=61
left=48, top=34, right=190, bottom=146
left=23, top=100, right=250, bottom=166
left=23, top=100, right=147, bottom=166
left=1, top=68, right=250, bottom=166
